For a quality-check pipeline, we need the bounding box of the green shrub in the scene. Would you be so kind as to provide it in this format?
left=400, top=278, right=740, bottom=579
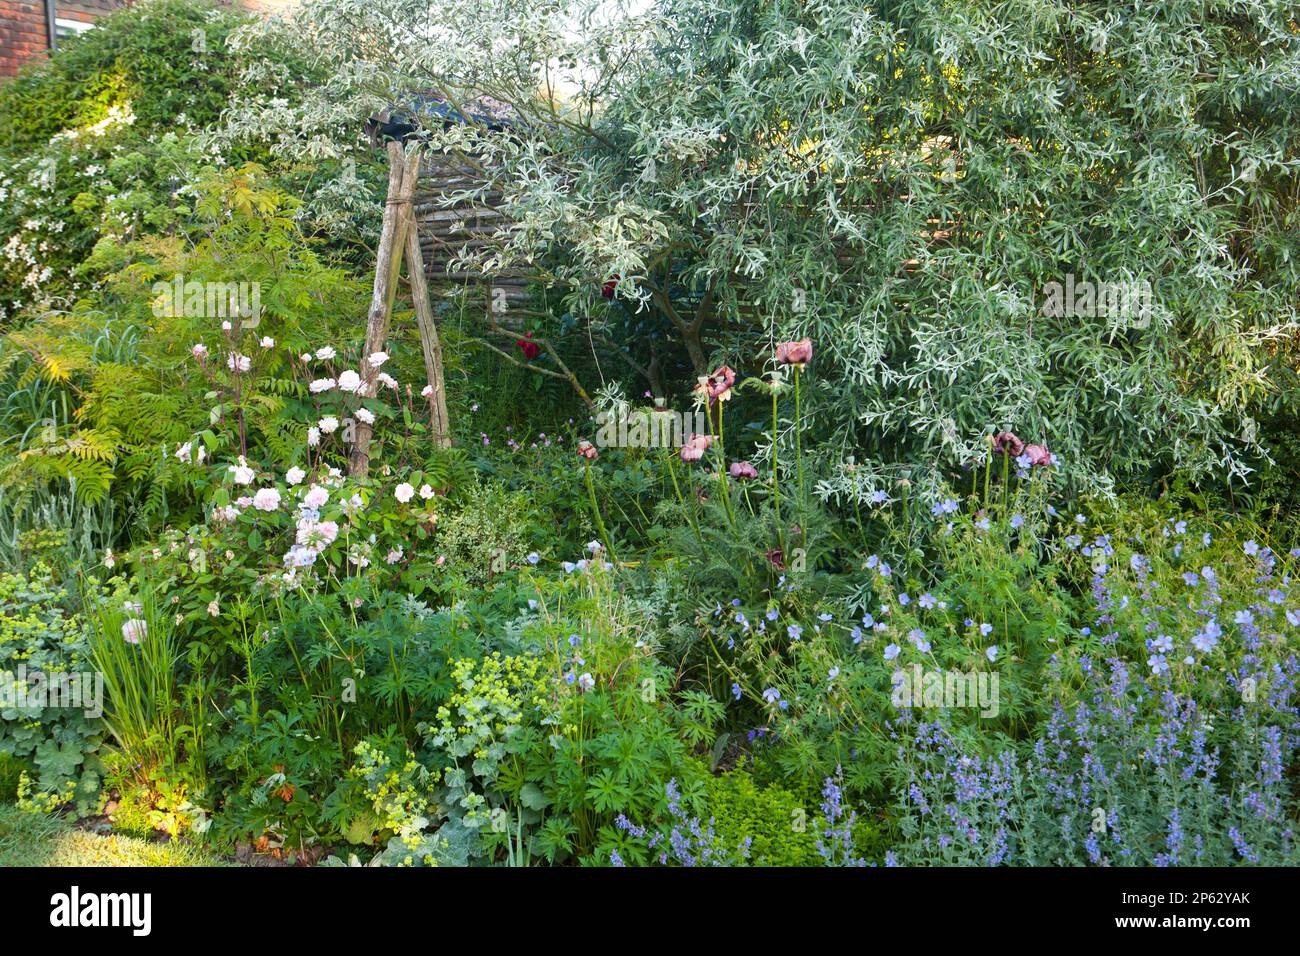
left=0, top=563, right=103, bottom=813
left=704, top=770, right=820, bottom=866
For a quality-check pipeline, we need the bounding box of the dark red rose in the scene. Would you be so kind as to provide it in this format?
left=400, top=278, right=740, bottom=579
left=517, top=331, right=540, bottom=360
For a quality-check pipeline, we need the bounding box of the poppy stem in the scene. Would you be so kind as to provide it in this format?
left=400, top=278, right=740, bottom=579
left=584, top=461, right=615, bottom=562
left=794, top=366, right=804, bottom=503
left=771, top=384, right=783, bottom=550
left=667, top=451, right=704, bottom=548
left=715, top=402, right=737, bottom=528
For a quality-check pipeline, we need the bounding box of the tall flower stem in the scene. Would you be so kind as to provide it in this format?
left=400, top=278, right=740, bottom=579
left=771, top=384, right=783, bottom=549
left=983, top=443, right=993, bottom=507
left=666, top=451, right=704, bottom=548
left=1001, top=449, right=1010, bottom=515
left=584, top=461, right=615, bottom=562
left=714, top=402, right=737, bottom=528
left=794, top=366, right=805, bottom=503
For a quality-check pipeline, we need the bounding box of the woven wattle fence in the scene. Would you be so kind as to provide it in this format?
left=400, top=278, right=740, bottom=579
left=410, top=150, right=537, bottom=324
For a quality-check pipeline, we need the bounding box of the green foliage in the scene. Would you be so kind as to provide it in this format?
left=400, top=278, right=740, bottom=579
left=1, top=165, right=369, bottom=547
left=0, top=803, right=227, bottom=866
left=432, top=478, right=533, bottom=587
left=0, top=563, right=103, bottom=813
left=704, top=769, right=821, bottom=866
left=253, top=0, right=1300, bottom=493
left=0, top=0, right=256, bottom=323
left=87, top=582, right=181, bottom=780
left=3, top=0, right=1300, bottom=873
left=0, top=0, right=253, bottom=153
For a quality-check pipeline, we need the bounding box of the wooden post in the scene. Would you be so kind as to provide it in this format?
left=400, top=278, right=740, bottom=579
left=350, top=140, right=422, bottom=477
left=405, top=216, right=452, bottom=447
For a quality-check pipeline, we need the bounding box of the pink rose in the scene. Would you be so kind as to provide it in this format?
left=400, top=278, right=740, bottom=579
left=122, top=618, right=147, bottom=644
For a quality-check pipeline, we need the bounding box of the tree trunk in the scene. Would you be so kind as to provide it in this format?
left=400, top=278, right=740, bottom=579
left=404, top=220, right=452, bottom=447
left=350, top=141, right=422, bottom=477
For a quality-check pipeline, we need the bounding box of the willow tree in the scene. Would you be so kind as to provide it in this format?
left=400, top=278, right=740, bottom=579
left=228, top=0, right=1300, bottom=499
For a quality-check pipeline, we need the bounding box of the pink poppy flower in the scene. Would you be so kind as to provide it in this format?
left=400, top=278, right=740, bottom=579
left=680, top=433, right=712, bottom=462
left=704, top=365, right=736, bottom=402
left=1024, top=444, right=1054, bottom=466
left=729, top=461, right=758, bottom=480
left=776, top=338, right=813, bottom=367
left=577, top=440, right=599, bottom=460
left=993, top=431, right=1025, bottom=456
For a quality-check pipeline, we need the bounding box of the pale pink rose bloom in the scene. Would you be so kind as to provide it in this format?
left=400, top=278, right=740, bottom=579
left=122, top=618, right=147, bottom=645
left=230, top=458, right=255, bottom=485
left=253, top=488, right=281, bottom=512
left=302, top=485, right=329, bottom=509
left=395, top=482, right=415, bottom=503
left=285, top=466, right=306, bottom=486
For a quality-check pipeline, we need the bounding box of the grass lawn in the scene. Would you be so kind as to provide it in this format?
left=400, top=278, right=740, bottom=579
left=0, top=804, right=229, bottom=867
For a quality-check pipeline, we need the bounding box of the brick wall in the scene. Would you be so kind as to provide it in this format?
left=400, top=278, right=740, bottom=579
left=0, top=1, right=51, bottom=78
left=1, top=0, right=296, bottom=80
left=59, top=0, right=119, bottom=19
